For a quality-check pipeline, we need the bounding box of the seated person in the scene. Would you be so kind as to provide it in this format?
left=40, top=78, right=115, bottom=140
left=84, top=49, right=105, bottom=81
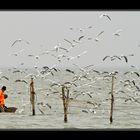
left=0, top=86, right=8, bottom=112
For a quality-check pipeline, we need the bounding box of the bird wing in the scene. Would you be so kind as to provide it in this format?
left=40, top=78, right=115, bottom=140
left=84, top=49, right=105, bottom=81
left=15, top=80, right=21, bottom=82
left=97, top=31, right=104, bottom=37
left=103, top=56, right=110, bottom=61
left=50, top=83, right=59, bottom=87
left=113, top=56, right=121, bottom=60
left=132, top=80, right=136, bottom=86
left=78, top=36, right=85, bottom=41
left=66, top=69, right=75, bottom=74
left=59, top=47, right=69, bottom=52
left=121, top=56, right=128, bottom=63
left=104, top=15, right=111, bottom=21
left=46, top=103, right=51, bottom=109
left=1, top=76, right=9, bottom=80
left=22, top=80, right=28, bottom=84
left=64, top=39, right=72, bottom=44
left=134, top=72, right=140, bottom=77
left=113, top=33, right=120, bottom=36
left=124, top=71, right=129, bottom=75
left=51, top=68, right=58, bottom=72
left=86, top=93, right=92, bottom=98
left=11, top=40, right=19, bottom=47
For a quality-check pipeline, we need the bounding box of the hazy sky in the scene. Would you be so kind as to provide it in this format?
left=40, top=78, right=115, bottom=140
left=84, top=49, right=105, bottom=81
left=0, top=11, right=140, bottom=70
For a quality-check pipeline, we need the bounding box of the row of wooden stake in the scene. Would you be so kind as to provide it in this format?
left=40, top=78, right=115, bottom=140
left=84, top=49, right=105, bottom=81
left=29, top=75, right=115, bottom=124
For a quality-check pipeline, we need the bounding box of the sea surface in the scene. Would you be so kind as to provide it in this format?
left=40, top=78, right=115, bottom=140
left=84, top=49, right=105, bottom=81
left=0, top=67, right=140, bottom=129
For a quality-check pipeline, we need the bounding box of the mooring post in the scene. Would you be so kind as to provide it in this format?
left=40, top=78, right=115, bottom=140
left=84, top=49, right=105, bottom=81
left=66, top=87, right=69, bottom=112
left=110, top=74, right=114, bottom=124
left=30, top=77, right=35, bottom=115
left=62, top=86, right=68, bottom=123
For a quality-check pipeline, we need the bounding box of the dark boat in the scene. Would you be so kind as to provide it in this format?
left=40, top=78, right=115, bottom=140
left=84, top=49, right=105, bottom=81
left=5, top=107, right=17, bottom=113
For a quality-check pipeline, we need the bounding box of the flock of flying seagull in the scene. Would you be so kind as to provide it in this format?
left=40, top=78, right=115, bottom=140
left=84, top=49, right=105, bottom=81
left=1, top=13, right=140, bottom=115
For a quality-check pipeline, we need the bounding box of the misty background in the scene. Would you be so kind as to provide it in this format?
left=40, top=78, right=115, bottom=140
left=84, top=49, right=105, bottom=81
left=0, top=11, right=140, bottom=70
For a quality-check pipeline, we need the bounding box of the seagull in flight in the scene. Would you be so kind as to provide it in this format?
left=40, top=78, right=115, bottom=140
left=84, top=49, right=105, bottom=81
left=97, top=31, right=104, bottom=37
left=78, top=35, right=85, bottom=41
left=102, top=55, right=121, bottom=61
left=99, top=13, right=111, bottom=21
left=113, top=29, right=123, bottom=36
left=11, top=39, right=30, bottom=47
left=15, top=79, right=28, bottom=84
left=65, top=69, right=75, bottom=74
left=124, top=71, right=140, bottom=77
left=64, top=39, right=76, bottom=47
left=76, top=51, right=87, bottom=58
left=94, top=31, right=104, bottom=42
left=120, top=55, right=128, bottom=63
left=1, top=76, right=9, bottom=81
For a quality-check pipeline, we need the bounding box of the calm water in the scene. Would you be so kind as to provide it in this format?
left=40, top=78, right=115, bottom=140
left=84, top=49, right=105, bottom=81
left=0, top=68, right=140, bottom=129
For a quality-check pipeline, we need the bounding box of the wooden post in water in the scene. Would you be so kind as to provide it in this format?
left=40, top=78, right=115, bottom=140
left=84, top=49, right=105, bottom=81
left=30, top=77, right=35, bottom=115
left=62, top=86, right=68, bottom=123
left=110, top=74, right=114, bottom=124
left=66, top=87, right=69, bottom=111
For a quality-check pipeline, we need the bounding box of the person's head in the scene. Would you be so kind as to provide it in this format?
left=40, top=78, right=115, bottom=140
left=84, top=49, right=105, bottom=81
left=2, top=86, right=6, bottom=91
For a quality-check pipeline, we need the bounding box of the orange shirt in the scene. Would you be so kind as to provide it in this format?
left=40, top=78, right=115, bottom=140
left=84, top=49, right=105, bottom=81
left=0, top=89, right=5, bottom=107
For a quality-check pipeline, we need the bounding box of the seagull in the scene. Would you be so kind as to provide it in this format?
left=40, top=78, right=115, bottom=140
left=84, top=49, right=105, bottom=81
left=76, top=51, right=87, bottom=58
left=82, top=110, right=88, bottom=113
left=87, top=26, right=93, bottom=29
left=102, top=55, right=121, bottom=61
left=15, top=79, right=28, bottom=84
left=113, top=29, right=123, bottom=36
left=73, top=40, right=81, bottom=43
left=1, top=76, right=9, bottom=81
left=81, top=91, right=93, bottom=98
left=128, top=54, right=134, bottom=57
left=11, top=39, right=30, bottom=47
left=27, top=54, right=34, bottom=57
left=94, top=37, right=100, bottom=42
left=64, top=39, right=76, bottom=47
left=78, top=35, right=85, bottom=41
left=120, top=55, right=128, bottom=63
left=13, top=70, right=23, bottom=73
left=59, top=47, right=69, bottom=53
left=124, top=71, right=140, bottom=77
left=94, top=31, right=104, bottom=42
left=27, top=54, right=40, bottom=59
left=46, top=103, right=51, bottom=109
left=65, top=69, right=75, bottom=74
left=50, top=83, right=61, bottom=87
left=37, top=106, right=45, bottom=115
left=96, top=31, right=104, bottom=37
left=99, top=13, right=111, bottom=21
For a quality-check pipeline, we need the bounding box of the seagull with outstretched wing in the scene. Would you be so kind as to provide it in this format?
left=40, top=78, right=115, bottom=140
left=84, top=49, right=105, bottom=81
left=11, top=39, right=30, bottom=47
left=100, top=13, right=111, bottom=21
left=78, top=35, right=85, bottom=41
left=103, top=56, right=110, bottom=61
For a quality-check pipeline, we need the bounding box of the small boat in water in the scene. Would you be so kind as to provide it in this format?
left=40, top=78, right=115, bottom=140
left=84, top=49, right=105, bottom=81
left=0, top=107, right=17, bottom=113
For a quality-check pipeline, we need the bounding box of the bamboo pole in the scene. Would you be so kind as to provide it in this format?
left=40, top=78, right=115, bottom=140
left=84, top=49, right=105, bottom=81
left=110, top=74, right=114, bottom=124
left=62, top=86, right=68, bottom=123
left=66, top=88, right=69, bottom=111
left=30, top=78, right=36, bottom=115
